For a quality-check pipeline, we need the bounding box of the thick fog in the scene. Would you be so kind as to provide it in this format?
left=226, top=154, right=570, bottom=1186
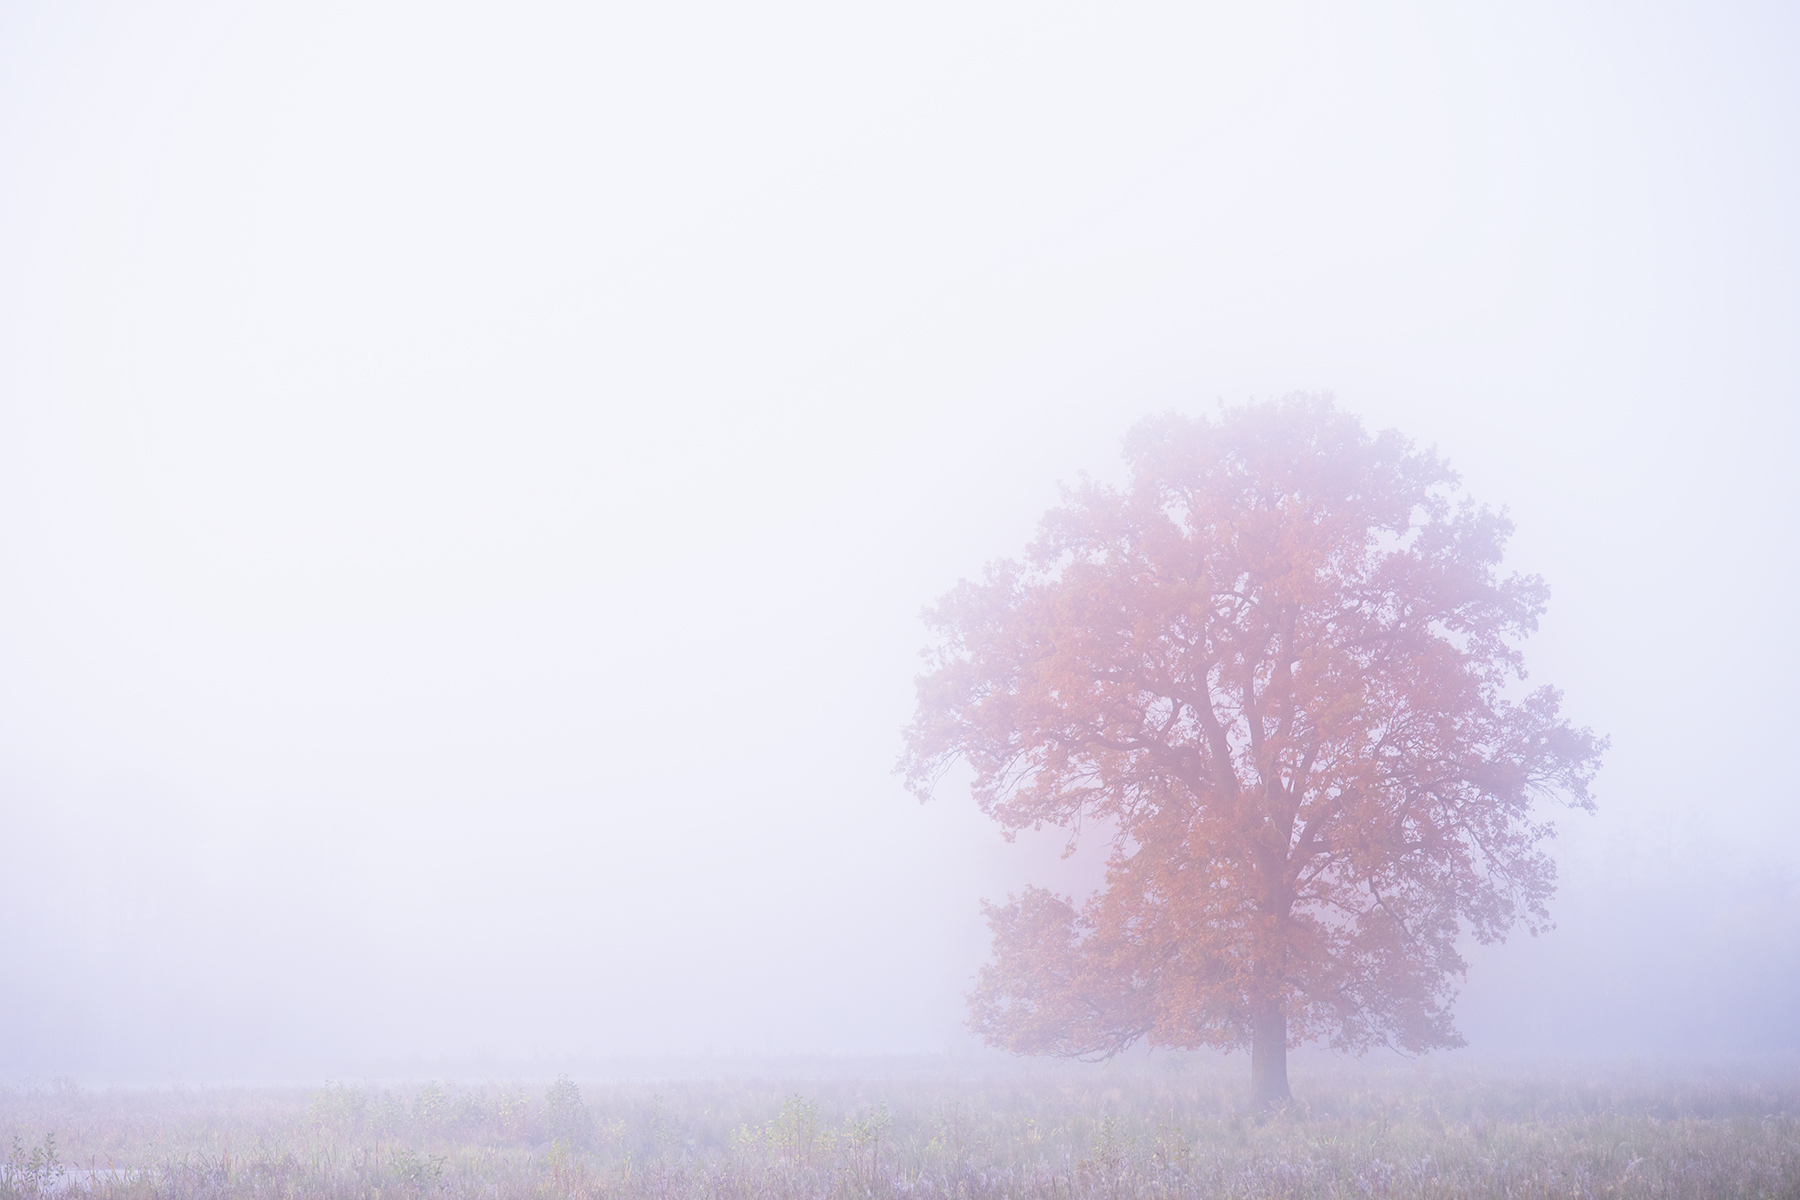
left=2, top=2, right=1796, bottom=1079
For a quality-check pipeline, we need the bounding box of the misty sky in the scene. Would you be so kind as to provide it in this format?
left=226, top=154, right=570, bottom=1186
left=2, top=2, right=1797, bottom=1077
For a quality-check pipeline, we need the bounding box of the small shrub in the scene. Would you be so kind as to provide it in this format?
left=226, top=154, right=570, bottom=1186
left=2, top=1132, right=65, bottom=1196
left=543, top=1075, right=593, bottom=1148
left=309, top=1081, right=365, bottom=1131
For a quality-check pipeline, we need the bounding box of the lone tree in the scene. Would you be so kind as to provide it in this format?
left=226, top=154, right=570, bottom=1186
left=900, top=396, right=1604, bottom=1106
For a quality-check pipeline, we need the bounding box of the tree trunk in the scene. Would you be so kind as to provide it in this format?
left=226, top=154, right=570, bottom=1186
left=1249, top=1001, right=1291, bottom=1109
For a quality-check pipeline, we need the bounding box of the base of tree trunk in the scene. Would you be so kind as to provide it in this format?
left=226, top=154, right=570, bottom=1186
left=1250, top=1006, right=1292, bottom=1109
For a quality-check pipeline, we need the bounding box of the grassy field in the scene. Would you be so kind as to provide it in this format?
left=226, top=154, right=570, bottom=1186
left=2, top=1056, right=1796, bottom=1198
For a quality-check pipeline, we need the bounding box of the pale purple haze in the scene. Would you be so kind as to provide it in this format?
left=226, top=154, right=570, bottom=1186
left=1, top=1, right=1796, bottom=1078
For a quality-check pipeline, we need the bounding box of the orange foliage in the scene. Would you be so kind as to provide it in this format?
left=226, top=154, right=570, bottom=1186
left=900, top=396, right=1605, bottom=1102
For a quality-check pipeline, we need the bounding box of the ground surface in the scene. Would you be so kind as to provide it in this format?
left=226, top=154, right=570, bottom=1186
left=3, top=1057, right=1796, bottom=1197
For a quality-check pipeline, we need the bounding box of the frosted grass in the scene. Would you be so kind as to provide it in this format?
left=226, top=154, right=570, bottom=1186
left=3, top=1057, right=1795, bottom=1197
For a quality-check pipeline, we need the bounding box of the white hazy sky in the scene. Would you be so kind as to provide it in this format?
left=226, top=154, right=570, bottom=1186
left=2, top=1, right=1796, bottom=1077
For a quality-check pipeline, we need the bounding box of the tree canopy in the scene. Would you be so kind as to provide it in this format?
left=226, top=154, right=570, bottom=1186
left=900, top=396, right=1605, bottom=1105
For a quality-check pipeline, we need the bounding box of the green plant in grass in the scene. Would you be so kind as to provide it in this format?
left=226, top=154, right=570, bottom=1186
left=308, top=1081, right=365, bottom=1131
left=2, top=1132, right=64, bottom=1196
left=543, top=1075, right=593, bottom=1148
